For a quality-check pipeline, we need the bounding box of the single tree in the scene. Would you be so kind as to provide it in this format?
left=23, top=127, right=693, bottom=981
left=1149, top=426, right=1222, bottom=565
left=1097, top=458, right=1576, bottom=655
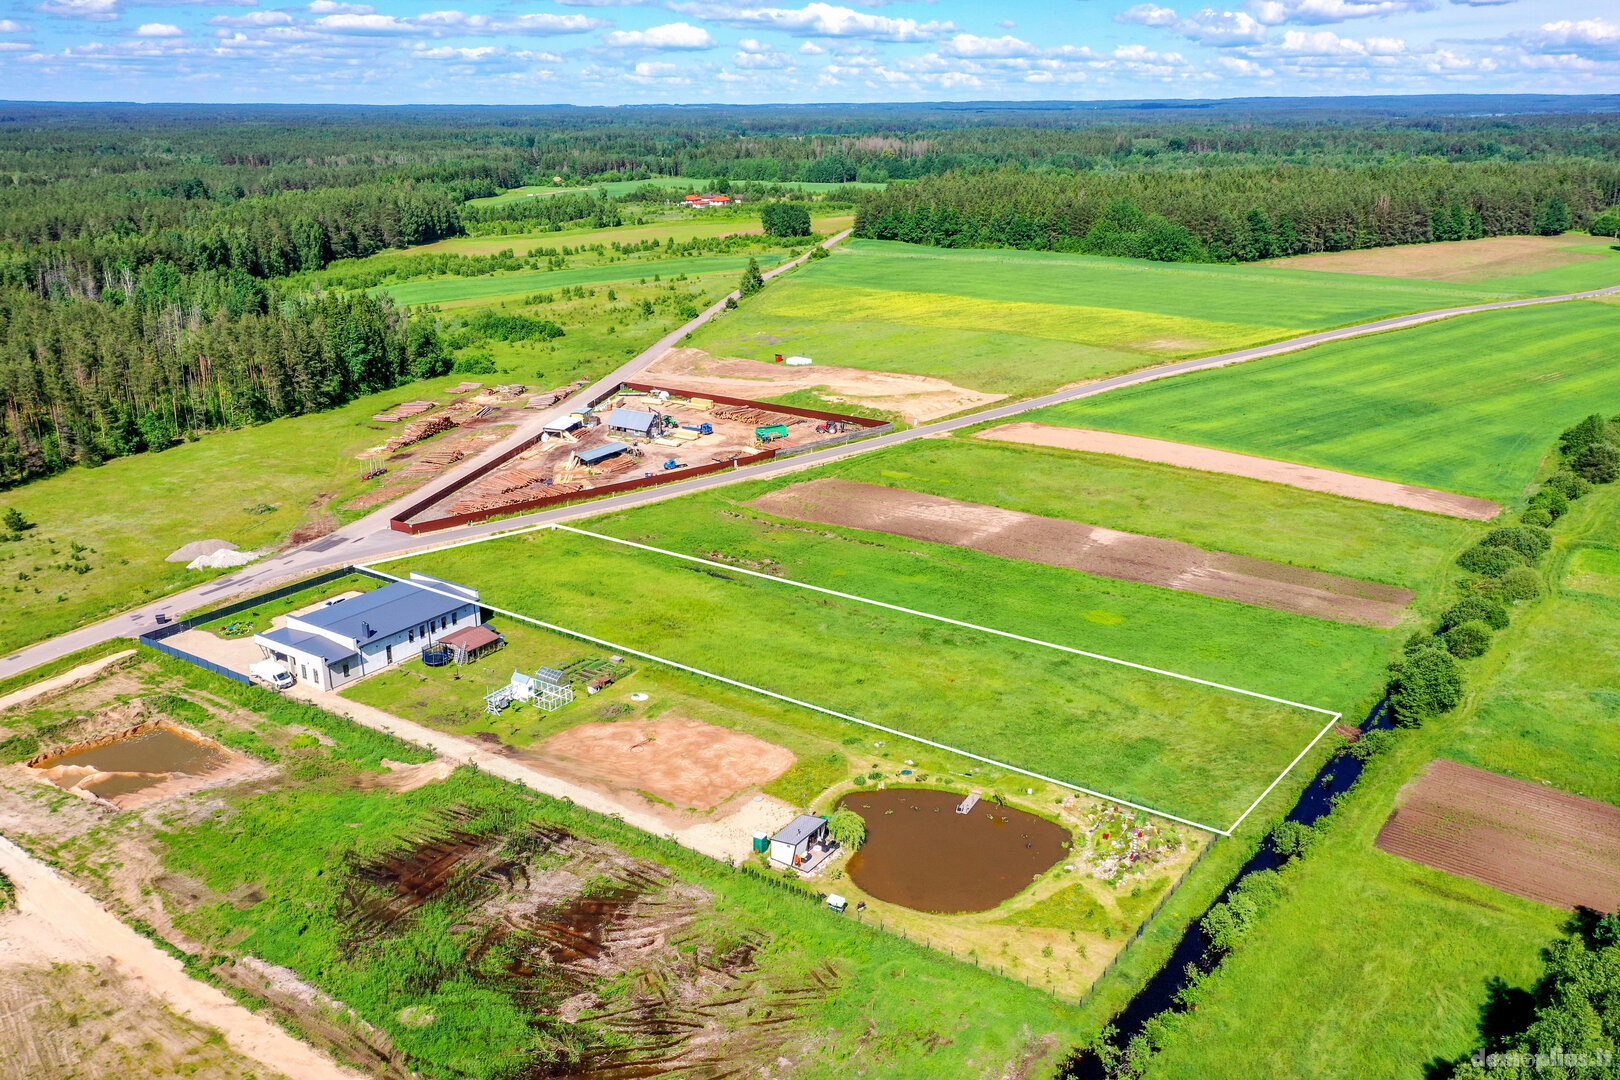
left=738, top=257, right=765, bottom=298
left=826, top=808, right=867, bottom=851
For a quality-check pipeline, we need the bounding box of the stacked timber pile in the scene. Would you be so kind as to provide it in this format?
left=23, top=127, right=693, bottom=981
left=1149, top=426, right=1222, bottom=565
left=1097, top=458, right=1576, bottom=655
left=495, top=383, right=527, bottom=396
left=710, top=404, right=800, bottom=425
left=524, top=386, right=578, bottom=409
left=388, top=415, right=456, bottom=450
left=400, top=447, right=465, bottom=476
left=372, top=400, right=437, bottom=423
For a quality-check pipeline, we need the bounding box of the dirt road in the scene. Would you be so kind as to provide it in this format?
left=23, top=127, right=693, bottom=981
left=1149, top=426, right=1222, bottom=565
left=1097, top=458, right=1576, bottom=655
left=0, top=834, right=363, bottom=1080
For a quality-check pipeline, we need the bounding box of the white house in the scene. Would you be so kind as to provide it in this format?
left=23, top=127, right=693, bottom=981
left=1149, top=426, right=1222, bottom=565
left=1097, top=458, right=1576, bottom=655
left=769, top=814, right=829, bottom=868
left=253, top=573, right=482, bottom=691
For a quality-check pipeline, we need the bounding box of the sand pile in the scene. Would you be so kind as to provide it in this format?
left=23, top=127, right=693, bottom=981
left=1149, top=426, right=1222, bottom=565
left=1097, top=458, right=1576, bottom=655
left=167, top=539, right=237, bottom=563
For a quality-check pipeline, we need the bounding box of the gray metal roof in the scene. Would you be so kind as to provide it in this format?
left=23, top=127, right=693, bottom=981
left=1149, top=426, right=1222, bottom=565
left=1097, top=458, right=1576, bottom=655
left=290, top=579, right=474, bottom=644
left=576, top=441, right=630, bottom=465
left=606, top=408, right=658, bottom=433
left=257, top=626, right=358, bottom=665
left=771, top=814, right=827, bottom=846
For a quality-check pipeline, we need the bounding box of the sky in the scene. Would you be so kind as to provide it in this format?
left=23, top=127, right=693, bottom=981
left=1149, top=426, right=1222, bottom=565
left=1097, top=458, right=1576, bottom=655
left=0, top=0, right=1616, bottom=104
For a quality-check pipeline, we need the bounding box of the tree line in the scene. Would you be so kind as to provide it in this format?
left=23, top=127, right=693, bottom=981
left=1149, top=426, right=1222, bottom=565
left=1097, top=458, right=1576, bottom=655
left=853, top=161, right=1620, bottom=261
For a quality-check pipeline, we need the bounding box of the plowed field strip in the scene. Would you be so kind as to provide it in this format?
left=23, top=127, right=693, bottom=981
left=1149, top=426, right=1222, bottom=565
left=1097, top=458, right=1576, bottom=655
left=1375, top=759, right=1620, bottom=911
left=978, top=423, right=1502, bottom=520
left=751, top=478, right=1412, bottom=627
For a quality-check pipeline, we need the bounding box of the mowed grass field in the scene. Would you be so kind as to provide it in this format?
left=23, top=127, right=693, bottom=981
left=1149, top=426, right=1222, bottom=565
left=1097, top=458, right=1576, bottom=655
left=390, top=499, right=1390, bottom=829
left=830, top=436, right=1479, bottom=610
left=377, top=252, right=787, bottom=308
left=405, top=209, right=853, bottom=258
left=682, top=240, right=1602, bottom=399
left=1441, top=482, right=1620, bottom=806
left=1028, top=300, right=1620, bottom=503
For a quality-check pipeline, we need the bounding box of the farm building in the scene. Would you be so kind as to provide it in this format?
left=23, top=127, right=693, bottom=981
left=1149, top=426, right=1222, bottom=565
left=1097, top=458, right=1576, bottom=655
left=574, top=441, right=632, bottom=467
left=253, top=573, right=482, bottom=692
left=769, top=814, right=830, bottom=868
left=682, top=193, right=732, bottom=208
left=606, top=408, right=661, bottom=438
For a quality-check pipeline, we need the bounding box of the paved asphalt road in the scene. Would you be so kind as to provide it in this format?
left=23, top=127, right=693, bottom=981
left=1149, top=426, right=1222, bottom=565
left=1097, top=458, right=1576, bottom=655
left=4, top=263, right=1616, bottom=684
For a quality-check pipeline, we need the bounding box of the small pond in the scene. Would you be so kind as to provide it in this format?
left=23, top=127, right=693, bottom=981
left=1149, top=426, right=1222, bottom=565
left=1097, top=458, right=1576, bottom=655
left=34, top=727, right=229, bottom=800
left=840, top=789, right=1069, bottom=913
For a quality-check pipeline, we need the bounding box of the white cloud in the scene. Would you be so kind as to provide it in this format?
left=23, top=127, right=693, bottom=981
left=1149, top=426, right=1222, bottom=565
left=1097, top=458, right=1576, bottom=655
left=1218, top=54, right=1272, bottom=74
left=0, top=40, right=32, bottom=48
left=997, top=19, right=1016, bottom=29
left=681, top=2, right=953, bottom=43
left=30, top=0, right=119, bottom=20
left=1119, top=5, right=1266, bottom=45
left=132, top=21, right=182, bottom=34
left=1532, top=17, right=1620, bottom=50
left=942, top=33, right=1037, bottom=58
left=602, top=21, right=714, bottom=49
left=306, top=1, right=372, bottom=12
left=1272, top=28, right=1402, bottom=54
left=798, top=39, right=822, bottom=52
left=310, top=9, right=604, bottom=37
left=0, top=18, right=34, bottom=31
left=1248, top=0, right=1433, bottom=25
left=208, top=11, right=290, bottom=26
left=733, top=36, right=787, bottom=66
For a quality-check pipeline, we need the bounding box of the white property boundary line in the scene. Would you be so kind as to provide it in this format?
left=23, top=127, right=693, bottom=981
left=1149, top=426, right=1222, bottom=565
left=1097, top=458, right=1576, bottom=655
left=362, top=523, right=1346, bottom=836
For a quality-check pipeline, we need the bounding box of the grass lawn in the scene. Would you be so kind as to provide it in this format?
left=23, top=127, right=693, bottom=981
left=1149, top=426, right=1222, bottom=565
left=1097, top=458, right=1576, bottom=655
left=1439, top=482, right=1620, bottom=807
left=831, top=436, right=1478, bottom=611
left=1027, top=300, right=1620, bottom=503
left=682, top=240, right=1591, bottom=400
left=0, top=379, right=512, bottom=659
left=377, top=252, right=786, bottom=308
left=405, top=210, right=853, bottom=258
left=384, top=509, right=1386, bottom=830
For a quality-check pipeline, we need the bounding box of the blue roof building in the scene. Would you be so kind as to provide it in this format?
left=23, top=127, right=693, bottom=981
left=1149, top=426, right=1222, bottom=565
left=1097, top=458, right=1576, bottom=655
left=253, top=573, right=482, bottom=692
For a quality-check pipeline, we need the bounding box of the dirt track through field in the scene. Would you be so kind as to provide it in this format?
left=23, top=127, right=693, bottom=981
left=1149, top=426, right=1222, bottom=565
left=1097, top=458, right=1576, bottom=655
left=751, top=478, right=1413, bottom=626
left=979, top=423, right=1502, bottom=520
left=1375, top=758, right=1620, bottom=911
left=644, top=346, right=1003, bottom=424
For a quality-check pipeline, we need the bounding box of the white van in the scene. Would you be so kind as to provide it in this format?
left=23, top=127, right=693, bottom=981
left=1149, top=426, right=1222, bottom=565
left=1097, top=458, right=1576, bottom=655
left=249, top=660, right=295, bottom=691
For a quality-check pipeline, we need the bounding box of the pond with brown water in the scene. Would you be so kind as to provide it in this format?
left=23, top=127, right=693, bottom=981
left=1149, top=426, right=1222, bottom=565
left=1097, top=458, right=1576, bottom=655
left=839, top=788, right=1069, bottom=913
left=32, top=725, right=231, bottom=802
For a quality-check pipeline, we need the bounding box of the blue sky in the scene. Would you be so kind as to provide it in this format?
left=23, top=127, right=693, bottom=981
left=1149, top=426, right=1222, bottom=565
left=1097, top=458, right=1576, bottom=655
left=0, top=0, right=1615, bottom=103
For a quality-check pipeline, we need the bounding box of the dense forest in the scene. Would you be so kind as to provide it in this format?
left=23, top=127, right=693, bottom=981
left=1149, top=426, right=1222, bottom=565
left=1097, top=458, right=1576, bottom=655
left=2, top=98, right=1619, bottom=487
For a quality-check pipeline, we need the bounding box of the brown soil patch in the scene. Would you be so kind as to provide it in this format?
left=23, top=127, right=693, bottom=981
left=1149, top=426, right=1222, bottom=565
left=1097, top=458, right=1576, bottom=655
left=753, top=478, right=1413, bottom=626
left=645, top=345, right=1003, bottom=424
left=357, top=758, right=456, bottom=793
left=1267, top=235, right=1607, bottom=283
left=980, top=423, right=1502, bottom=521
left=1375, top=758, right=1620, bottom=911
left=539, top=716, right=796, bottom=810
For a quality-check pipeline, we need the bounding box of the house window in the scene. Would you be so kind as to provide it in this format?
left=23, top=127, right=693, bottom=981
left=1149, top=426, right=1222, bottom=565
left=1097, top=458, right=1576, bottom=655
left=385, top=645, right=393, bottom=663
left=452, top=611, right=459, bottom=625
left=408, top=629, right=415, bottom=642
left=299, top=664, right=308, bottom=682
left=341, top=661, right=350, bottom=678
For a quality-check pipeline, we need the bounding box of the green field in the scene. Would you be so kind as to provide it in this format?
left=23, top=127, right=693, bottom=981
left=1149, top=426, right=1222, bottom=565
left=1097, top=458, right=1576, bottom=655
left=1440, top=483, right=1620, bottom=806
left=1142, top=726, right=1564, bottom=1079
left=384, top=494, right=1398, bottom=829
left=1027, top=300, right=1620, bottom=502
left=682, top=240, right=1606, bottom=400
left=835, top=436, right=1477, bottom=609
left=406, top=210, right=853, bottom=258
left=377, top=252, right=786, bottom=307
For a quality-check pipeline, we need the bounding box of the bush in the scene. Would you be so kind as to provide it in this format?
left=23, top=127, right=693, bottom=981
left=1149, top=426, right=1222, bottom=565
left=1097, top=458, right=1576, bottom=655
left=1268, top=821, right=1321, bottom=860
left=1527, top=486, right=1568, bottom=519
left=1495, top=566, right=1543, bottom=601
left=1443, top=620, right=1493, bottom=659
left=1559, top=414, right=1612, bottom=457
left=1481, top=525, right=1551, bottom=560
left=1520, top=506, right=1554, bottom=528
left=1573, top=442, right=1620, bottom=483
left=1591, top=207, right=1620, bottom=238
left=1456, top=543, right=1527, bottom=577
left=1, top=508, right=28, bottom=532
left=808, top=244, right=829, bottom=260
left=451, top=350, right=496, bottom=374
left=1388, top=644, right=1465, bottom=726
left=1543, top=470, right=1591, bottom=501
left=1347, top=728, right=1396, bottom=761
left=1440, top=596, right=1509, bottom=632
left=1200, top=870, right=1284, bottom=955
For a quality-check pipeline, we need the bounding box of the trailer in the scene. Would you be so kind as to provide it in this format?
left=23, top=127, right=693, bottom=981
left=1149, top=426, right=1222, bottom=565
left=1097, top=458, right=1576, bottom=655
left=755, top=424, right=790, bottom=443
left=681, top=422, right=713, bottom=435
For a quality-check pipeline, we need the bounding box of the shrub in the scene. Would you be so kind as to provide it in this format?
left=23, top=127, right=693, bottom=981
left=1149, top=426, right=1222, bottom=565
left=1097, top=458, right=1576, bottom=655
left=1347, top=728, right=1396, bottom=761
left=1269, top=821, right=1321, bottom=860
left=808, top=244, right=829, bottom=260
left=1527, top=487, right=1568, bottom=518
left=1440, top=596, right=1509, bottom=632
left=1542, top=470, right=1591, bottom=501
left=1520, top=507, right=1554, bottom=528
left=1443, top=620, right=1493, bottom=659
left=1388, top=645, right=1465, bottom=726
left=1573, top=442, right=1620, bottom=483
left=1495, top=566, right=1544, bottom=602
left=1, top=508, right=27, bottom=532
left=1481, top=525, right=1551, bottom=560
left=1559, top=414, right=1612, bottom=457
left=451, top=350, right=496, bottom=374
left=1200, top=870, right=1284, bottom=955
left=1456, top=543, right=1527, bottom=577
